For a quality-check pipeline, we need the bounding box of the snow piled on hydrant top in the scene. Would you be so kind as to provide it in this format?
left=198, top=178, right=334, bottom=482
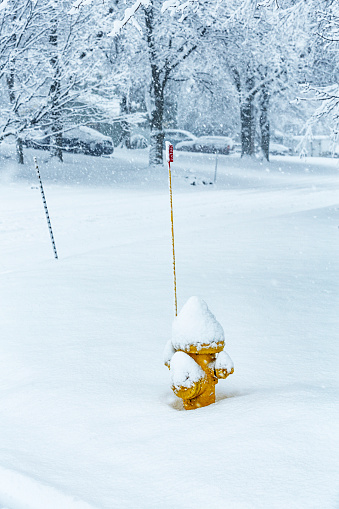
left=171, top=296, right=225, bottom=352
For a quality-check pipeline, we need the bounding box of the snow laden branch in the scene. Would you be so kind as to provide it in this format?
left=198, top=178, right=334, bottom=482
left=256, top=0, right=279, bottom=8
left=70, top=0, right=151, bottom=36
left=69, top=0, right=93, bottom=15
left=0, top=0, right=10, bottom=10
left=316, top=8, right=339, bottom=43
left=108, top=0, right=150, bottom=37
left=0, top=0, right=38, bottom=8
left=301, top=84, right=339, bottom=125
left=161, top=0, right=278, bottom=20
left=161, top=0, right=197, bottom=22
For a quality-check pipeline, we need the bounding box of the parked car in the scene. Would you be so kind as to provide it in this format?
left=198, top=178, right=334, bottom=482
left=269, top=143, right=292, bottom=156
left=25, top=126, right=114, bottom=156
left=24, top=130, right=49, bottom=150
left=176, top=136, right=234, bottom=155
left=232, top=142, right=242, bottom=153
left=164, top=129, right=197, bottom=148
left=62, top=127, right=114, bottom=155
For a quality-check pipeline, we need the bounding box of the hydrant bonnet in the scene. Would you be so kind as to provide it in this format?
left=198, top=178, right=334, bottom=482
left=171, top=296, right=225, bottom=354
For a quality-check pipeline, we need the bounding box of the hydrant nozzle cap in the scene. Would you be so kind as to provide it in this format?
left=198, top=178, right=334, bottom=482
left=171, top=296, right=225, bottom=354
left=170, top=350, right=207, bottom=399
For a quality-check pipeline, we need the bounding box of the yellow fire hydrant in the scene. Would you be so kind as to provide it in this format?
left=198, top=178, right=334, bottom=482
left=164, top=296, right=234, bottom=410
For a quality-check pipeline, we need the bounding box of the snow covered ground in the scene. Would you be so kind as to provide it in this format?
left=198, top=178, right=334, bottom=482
left=0, top=145, right=338, bottom=509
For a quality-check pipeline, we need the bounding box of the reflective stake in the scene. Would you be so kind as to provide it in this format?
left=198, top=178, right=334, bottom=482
left=166, top=142, right=177, bottom=316
left=34, top=157, right=58, bottom=260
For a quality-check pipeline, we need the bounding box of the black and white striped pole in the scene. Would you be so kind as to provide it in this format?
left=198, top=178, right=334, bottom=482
left=34, top=157, right=58, bottom=260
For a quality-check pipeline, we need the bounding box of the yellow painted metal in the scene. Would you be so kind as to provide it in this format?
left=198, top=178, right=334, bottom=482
left=215, top=365, right=234, bottom=379
left=167, top=345, right=234, bottom=410
left=168, top=162, right=177, bottom=316
left=183, top=341, right=225, bottom=355
left=172, top=373, right=208, bottom=402
left=182, top=352, right=218, bottom=410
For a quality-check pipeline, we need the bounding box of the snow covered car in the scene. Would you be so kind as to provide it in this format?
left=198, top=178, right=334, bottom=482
left=176, top=136, right=234, bottom=155
left=269, top=143, right=291, bottom=156
left=62, top=127, right=114, bottom=156
left=164, top=129, right=197, bottom=148
left=25, top=126, right=114, bottom=156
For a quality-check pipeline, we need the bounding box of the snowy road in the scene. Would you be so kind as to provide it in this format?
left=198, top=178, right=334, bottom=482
left=0, top=147, right=338, bottom=508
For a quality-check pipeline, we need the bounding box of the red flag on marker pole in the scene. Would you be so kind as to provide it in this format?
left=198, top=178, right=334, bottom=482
left=166, top=141, right=174, bottom=164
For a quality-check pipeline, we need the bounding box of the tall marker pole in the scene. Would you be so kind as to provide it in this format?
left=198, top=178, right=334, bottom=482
left=166, top=141, right=177, bottom=316
left=34, top=157, right=58, bottom=260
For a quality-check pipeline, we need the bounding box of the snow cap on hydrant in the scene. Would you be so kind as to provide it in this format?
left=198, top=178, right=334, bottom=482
left=164, top=296, right=234, bottom=410
left=171, top=296, right=225, bottom=354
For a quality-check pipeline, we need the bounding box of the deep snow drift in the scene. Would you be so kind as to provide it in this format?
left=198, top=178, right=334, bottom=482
left=0, top=145, right=338, bottom=508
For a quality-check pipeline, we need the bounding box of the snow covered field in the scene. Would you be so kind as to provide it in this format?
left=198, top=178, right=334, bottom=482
left=0, top=145, right=338, bottom=509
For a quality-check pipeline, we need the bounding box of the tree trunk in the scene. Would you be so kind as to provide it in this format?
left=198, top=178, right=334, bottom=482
left=149, top=86, right=164, bottom=166
left=7, top=68, right=24, bottom=164
left=6, top=23, right=24, bottom=165
left=259, top=83, right=270, bottom=161
left=50, top=124, right=63, bottom=162
left=144, top=4, right=165, bottom=167
left=119, top=95, right=131, bottom=148
left=16, top=137, right=24, bottom=164
left=241, top=74, right=255, bottom=157
left=49, top=18, right=63, bottom=162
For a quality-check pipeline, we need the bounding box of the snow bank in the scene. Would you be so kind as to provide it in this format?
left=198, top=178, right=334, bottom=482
left=0, top=146, right=338, bottom=508
left=0, top=465, right=98, bottom=509
left=171, top=296, right=225, bottom=353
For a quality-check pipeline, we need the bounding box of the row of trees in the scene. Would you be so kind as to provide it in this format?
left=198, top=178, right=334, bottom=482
left=1, top=0, right=338, bottom=166
left=0, top=0, right=118, bottom=163
left=1, top=1, right=79, bottom=161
